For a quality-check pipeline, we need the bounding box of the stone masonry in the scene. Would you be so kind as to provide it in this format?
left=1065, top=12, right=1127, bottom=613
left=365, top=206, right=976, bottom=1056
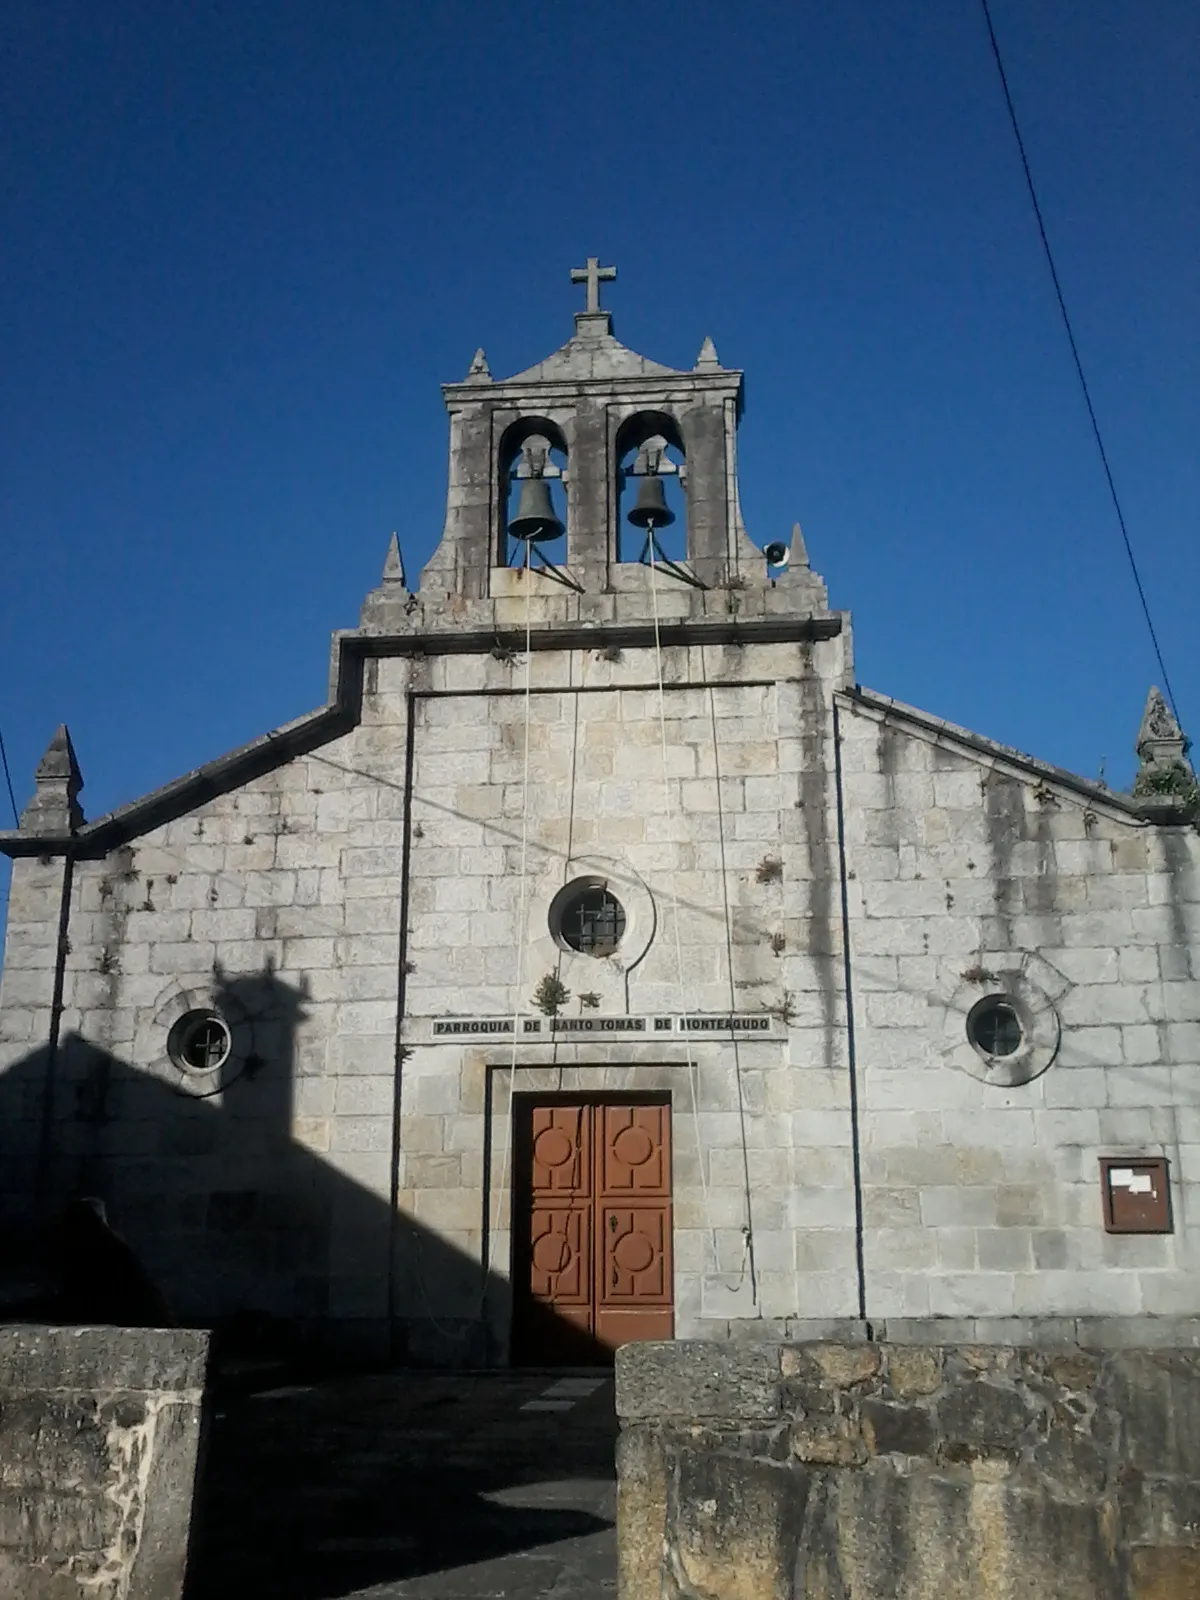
left=0, top=1325, right=209, bottom=1600
left=616, top=1333, right=1200, bottom=1599
left=1, top=267, right=1198, bottom=1363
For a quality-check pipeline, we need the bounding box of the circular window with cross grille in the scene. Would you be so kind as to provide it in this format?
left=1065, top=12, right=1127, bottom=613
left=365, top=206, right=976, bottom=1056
left=550, top=879, right=627, bottom=958
left=167, top=1010, right=232, bottom=1074
left=966, top=995, right=1024, bottom=1060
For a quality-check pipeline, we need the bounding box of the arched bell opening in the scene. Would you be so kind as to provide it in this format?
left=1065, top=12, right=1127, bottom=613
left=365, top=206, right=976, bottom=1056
left=615, top=412, right=687, bottom=565
left=498, top=418, right=569, bottom=569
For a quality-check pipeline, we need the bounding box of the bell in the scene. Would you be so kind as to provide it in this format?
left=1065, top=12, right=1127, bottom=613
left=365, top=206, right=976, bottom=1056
left=508, top=477, right=564, bottom=542
left=627, top=474, right=675, bottom=529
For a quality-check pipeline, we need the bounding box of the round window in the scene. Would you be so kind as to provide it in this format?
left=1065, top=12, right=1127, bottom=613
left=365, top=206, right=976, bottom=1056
left=550, top=880, right=626, bottom=957
left=168, top=1011, right=232, bottom=1074
left=966, top=996, right=1024, bottom=1059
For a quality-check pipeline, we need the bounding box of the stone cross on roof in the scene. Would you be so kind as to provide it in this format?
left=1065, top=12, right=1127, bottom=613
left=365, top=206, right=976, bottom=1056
left=570, top=257, right=616, bottom=314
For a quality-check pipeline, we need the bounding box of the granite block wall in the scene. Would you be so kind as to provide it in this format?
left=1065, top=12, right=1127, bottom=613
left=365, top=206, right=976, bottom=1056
left=2, top=623, right=1199, bottom=1360
left=616, top=1334, right=1200, bottom=1600
left=839, top=694, right=1200, bottom=1324
left=0, top=1325, right=209, bottom=1600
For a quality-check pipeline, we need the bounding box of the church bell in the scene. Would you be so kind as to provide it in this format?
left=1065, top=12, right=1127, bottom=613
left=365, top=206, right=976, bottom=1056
left=627, top=474, right=675, bottom=529
left=508, top=477, right=565, bottom=542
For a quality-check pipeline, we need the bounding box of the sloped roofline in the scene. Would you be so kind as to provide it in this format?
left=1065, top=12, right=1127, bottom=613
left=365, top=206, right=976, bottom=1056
left=3, top=649, right=1148, bottom=861
left=842, top=686, right=1142, bottom=820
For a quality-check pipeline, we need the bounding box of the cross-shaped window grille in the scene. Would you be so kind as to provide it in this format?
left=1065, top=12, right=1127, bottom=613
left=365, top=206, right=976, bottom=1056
left=179, top=1017, right=230, bottom=1071
left=561, top=887, right=626, bottom=957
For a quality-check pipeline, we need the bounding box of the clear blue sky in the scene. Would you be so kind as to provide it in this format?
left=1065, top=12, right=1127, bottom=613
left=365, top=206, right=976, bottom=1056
left=2, top=0, right=1196, bottom=925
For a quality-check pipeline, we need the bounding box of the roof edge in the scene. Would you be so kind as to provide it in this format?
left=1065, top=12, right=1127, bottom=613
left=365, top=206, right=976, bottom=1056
left=1, top=613, right=843, bottom=860
left=841, top=686, right=1142, bottom=819
left=441, top=368, right=745, bottom=402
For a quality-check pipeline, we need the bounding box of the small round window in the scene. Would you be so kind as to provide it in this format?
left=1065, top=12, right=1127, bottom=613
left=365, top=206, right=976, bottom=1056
left=967, top=996, right=1024, bottom=1059
left=168, top=1011, right=232, bottom=1074
left=551, top=881, right=626, bottom=957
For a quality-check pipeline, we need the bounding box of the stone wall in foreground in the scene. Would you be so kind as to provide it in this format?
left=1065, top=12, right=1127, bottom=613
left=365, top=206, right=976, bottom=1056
left=0, top=1326, right=210, bottom=1600
left=616, top=1333, right=1200, bottom=1600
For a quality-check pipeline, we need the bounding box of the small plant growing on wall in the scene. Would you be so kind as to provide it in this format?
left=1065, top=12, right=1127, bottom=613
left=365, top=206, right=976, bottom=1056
left=768, top=931, right=786, bottom=957
left=579, top=991, right=601, bottom=1011
left=533, top=973, right=570, bottom=1016
left=961, top=963, right=997, bottom=985
left=599, top=645, right=623, bottom=663
left=1133, top=761, right=1200, bottom=816
left=767, top=991, right=796, bottom=1024
left=755, top=855, right=784, bottom=885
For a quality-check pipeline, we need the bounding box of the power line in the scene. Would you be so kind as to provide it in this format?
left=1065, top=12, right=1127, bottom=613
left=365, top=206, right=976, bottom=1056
left=978, top=0, right=1182, bottom=724
left=0, top=727, right=18, bottom=827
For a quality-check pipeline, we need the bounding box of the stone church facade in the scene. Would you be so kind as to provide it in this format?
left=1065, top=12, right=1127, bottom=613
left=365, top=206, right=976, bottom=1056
left=2, top=265, right=1199, bottom=1365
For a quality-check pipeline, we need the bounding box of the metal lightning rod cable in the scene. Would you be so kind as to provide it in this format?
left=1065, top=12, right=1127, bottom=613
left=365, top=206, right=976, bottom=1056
left=978, top=0, right=1182, bottom=724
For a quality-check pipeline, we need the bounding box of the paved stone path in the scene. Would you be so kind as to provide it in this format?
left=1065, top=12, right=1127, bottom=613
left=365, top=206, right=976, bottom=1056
left=189, top=1368, right=616, bottom=1599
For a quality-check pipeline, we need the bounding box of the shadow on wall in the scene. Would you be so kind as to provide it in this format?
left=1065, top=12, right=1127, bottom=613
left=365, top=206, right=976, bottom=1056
left=0, top=965, right=618, bottom=1593
left=0, top=961, right=609, bottom=1372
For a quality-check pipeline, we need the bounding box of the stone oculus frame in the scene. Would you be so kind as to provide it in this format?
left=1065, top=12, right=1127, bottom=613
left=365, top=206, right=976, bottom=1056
left=1099, top=1156, right=1172, bottom=1235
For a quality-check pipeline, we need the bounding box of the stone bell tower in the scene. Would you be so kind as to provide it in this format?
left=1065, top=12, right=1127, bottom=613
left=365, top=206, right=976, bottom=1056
left=400, top=260, right=816, bottom=606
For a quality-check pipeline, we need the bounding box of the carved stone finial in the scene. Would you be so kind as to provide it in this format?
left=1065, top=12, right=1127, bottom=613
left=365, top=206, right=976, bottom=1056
left=465, top=348, right=492, bottom=382
left=382, top=532, right=408, bottom=587
left=20, top=724, right=84, bottom=834
left=1132, top=686, right=1197, bottom=820
left=789, top=522, right=810, bottom=569
left=1136, top=687, right=1185, bottom=763
left=694, top=336, right=721, bottom=372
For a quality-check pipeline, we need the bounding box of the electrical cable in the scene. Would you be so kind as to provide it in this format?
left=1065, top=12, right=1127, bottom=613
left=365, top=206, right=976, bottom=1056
left=413, top=538, right=535, bottom=1347
left=646, top=531, right=721, bottom=1277
left=978, top=0, right=1182, bottom=723
left=0, top=727, right=19, bottom=827
left=487, top=535, right=535, bottom=1279
left=705, top=676, right=759, bottom=1304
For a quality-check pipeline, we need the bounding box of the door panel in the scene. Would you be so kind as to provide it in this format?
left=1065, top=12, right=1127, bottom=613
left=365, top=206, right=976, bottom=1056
left=599, top=1206, right=672, bottom=1303
left=599, top=1104, right=670, bottom=1195
left=529, top=1203, right=591, bottom=1309
left=511, top=1096, right=673, bottom=1364
left=530, top=1104, right=589, bottom=1195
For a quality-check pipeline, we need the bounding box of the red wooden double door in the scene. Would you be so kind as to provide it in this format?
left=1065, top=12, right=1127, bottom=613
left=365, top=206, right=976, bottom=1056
left=510, top=1095, right=674, bottom=1365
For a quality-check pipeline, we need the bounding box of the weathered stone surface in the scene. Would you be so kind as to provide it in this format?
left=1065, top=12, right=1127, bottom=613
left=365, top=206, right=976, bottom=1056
left=618, top=1340, right=1200, bottom=1598
left=886, top=1346, right=943, bottom=1398
left=0, top=1325, right=209, bottom=1600
left=807, top=1343, right=881, bottom=1388
left=616, top=1427, right=668, bottom=1600
left=789, top=1421, right=865, bottom=1466
left=860, top=1396, right=936, bottom=1457
left=617, top=1341, right=780, bottom=1421
left=1129, top=1545, right=1200, bottom=1599
left=666, top=1446, right=806, bottom=1600
left=935, top=1376, right=1038, bottom=1463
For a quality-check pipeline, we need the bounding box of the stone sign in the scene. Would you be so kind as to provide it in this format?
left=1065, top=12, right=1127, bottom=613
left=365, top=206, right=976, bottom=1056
left=429, top=1013, right=776, bottom=1039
